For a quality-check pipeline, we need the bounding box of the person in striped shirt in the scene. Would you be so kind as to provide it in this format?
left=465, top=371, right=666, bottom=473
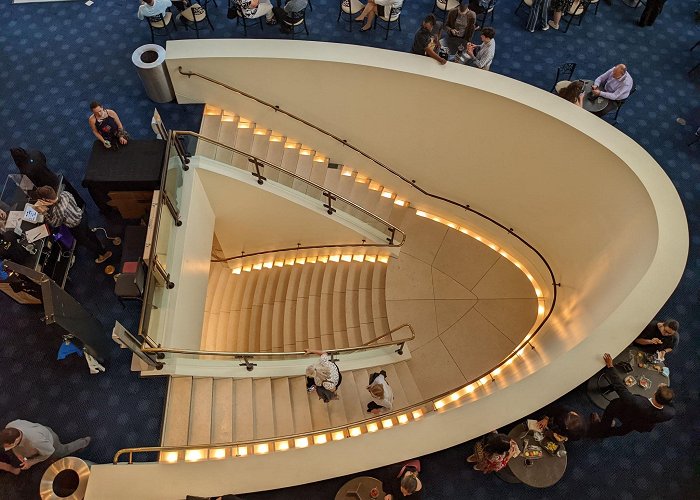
left=34, top=186, right=112, bottom=264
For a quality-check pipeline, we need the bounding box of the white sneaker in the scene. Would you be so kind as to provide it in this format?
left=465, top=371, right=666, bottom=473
left=548, top=20, right=559, bottom=30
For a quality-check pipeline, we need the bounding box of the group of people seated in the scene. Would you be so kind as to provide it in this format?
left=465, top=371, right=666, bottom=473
left=557, top=63, right=633, bottom=116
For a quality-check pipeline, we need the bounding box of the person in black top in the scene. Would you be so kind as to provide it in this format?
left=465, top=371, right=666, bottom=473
left=537, top=405, right=588, bottom=441
left=381, top=461, right=423, bottom=499
left=410, top=14, right=446, bottom=65
left=633, top=319, right=679, bottom=357
left=591, top=353, right=675, bottom=438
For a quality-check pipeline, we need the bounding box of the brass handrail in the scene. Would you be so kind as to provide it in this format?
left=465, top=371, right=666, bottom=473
left=141, top=323, right=414, bottom=359
left=173, top=130, right=407, bottom=256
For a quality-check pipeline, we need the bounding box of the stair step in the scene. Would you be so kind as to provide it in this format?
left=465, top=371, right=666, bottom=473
left=264, top=138, right=285, bottom=183
left=338, top=370, right=366, bottom=423
left=308, top=390, right=332, bottom=430
left=350, top=369, right=371, bottom=421
left=323, top=164, right=342, bottom=193
left=214, top=117, right=239, bottom=165
left=309, top=158, right=329, bottom=187
left=211, top=378, right=234, bottom=444
left=290, top=376, right=313, bottom=434
left=358, top=288, right=373, bottom=326
left=197, top=111, right=222, bottom=158
left=272, top=377, right=295, bottom=437
left=381, top=364, right=408, bottom=409
left=373, top=194, right=395, bottom=221
left=234, top=378, right=254, bottom=442
left=250, top=130, right=271, bottom=160
left=189, top=378, right=214, bottom=445
left=232, top=125, right=255, bottom=170
left=253, top=379, right=275, bottom=439
left=249, top=270, right=270, bottom=352
left=162, top=377, right=193, bottom=446
left=336, top=169, right=357, bottom=198
left=388, top=203, right=411, bottom=228
left=394, top=361, right=423, bottom=405
left=216, top=273, right=238, bottom=351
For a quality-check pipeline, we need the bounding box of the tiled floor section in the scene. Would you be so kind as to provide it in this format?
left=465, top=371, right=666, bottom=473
left=386, top=211, right=538, bottom=398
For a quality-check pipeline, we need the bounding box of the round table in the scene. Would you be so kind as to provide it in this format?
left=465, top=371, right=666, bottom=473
left=504, top=423, right=567, bottom=488
left=579, top=79, right=610, bottom=113
left=335, top=476, right=385, bottom=500
left=586, top=347, right=669, bottom=410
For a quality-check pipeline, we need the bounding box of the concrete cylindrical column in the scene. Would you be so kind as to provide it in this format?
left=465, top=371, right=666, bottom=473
left=132, top=44, right=175, bottom=103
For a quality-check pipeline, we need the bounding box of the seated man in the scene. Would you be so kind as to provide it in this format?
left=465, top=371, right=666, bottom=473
left=34, top=186, right=112, bottom=264
left=633, top=319, right=679, bottom=359
left=464, top=26, right=495, bottom=70
left=591, top=64, right=633, bottom=116
left=443, top=4, right=476, bottom=48
left=137, top=0, right=173, bottom=20
left=410, top=14, right=447, bottom=65
left=591, top=353, right=675, bottom=438
left=272, top=0, right=308, bottom=34
left=239, top=0, right=276, bottom=24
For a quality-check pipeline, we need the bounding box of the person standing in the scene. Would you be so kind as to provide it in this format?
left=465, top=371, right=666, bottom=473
left=0, top=420, right=90, bottom=470
left=366, top=370, right=394, bottom=414
left=34, top=186, right=112, bottom=264
left=304, top=349, right=342, bottom=402
left=88, top=101, right=128, bottom=149
left=590, top=353, right=675, bottom=437
left=638, top=0, right=667, bottom=26
left=526, top=0, right=550, bottom=32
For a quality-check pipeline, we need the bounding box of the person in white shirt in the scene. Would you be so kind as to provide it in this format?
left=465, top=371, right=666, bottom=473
left=366, top=370, right=394, bottom=414
left=0, top=420, right=90, bottom=471
left=137, top=0, right=173, bottom=20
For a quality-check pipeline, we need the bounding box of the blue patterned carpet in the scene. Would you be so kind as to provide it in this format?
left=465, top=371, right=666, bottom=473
left=0, top=0, right=698, bottom=498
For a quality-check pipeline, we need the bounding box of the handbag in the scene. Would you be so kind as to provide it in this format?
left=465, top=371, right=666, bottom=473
left=227, top=0, right=238, bottom=18
left=52, top=225, right=75, bottom=250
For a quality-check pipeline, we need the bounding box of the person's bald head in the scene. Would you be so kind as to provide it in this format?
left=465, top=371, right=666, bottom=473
left=612, top=64, right=627, bottom=79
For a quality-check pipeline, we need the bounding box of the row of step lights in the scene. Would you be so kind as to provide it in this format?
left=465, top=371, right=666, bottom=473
left=156, top=109, right=551, bottom=464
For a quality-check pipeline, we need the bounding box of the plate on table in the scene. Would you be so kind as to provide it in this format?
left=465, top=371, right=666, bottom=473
left=639, top=376, right=651, bottom=389
left=624, top=375, right=637, bottom=387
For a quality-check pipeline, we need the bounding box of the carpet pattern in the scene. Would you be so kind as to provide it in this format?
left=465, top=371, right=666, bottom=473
left=0, top=0, right=698, bottom=498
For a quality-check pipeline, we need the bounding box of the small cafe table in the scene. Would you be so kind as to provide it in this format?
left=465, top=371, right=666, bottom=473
left=580, top=79, right=610, bottom=113
left=335, top=476, right=385, bottom=500
left=503, top=423, right=567, bottom=488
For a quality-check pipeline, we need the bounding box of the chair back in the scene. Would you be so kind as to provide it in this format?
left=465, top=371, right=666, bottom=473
left=182, top=1, right=207, bottom=22
left=287, top=7, right=306, bottom=24
left=381, top=5, right=402, bottom=21
left=146, top=12, right=168, bottom=27
left=551, top=62, right=575, bottom=91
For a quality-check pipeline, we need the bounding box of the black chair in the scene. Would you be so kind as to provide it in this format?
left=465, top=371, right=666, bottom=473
left=550, top=62, right=576, bottom=92
left=610, top=84, right=637, bottom=126
left=561, top=0, right=591, bottom=33
left=476, top=0, right=497, bottom=29
left=283, top=8, right=309, bottom=37
left=114, top=259, right=147, bottom=307
left=180, top=1, right=215, bottom=38
left=233, top=0, right=265, bottom=36
left=144, top=10, right=178, bottom=44
left=513, top=0, right=533, bottom=17
left=337, top=0, right=364, bottom=32
left=432, top=0, right=460, bottom=23
left=690, top=41, right=700, bottom=75
left=590, top=0, right=599, bottom=15
left=373, top=6, right=402, bottom=40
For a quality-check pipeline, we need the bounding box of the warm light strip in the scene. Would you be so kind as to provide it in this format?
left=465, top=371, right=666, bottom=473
left=254, top=128, right=268, bottom=135
left=366, top=423, right=379, bottom=433
left=269, top=135, right=284, bottom=142
left=210, top=448, right=226, bottom=460
left=294, top=437, right=309, bottom=448
left=221, top=114, right=236, bottom=122
left=275, top=441, right=289, bottom=451
left=162, top=451, right=179, bottom=463
left=254, top=443, right=269, bottom=454
left=185, top=450, right=204, bottom=462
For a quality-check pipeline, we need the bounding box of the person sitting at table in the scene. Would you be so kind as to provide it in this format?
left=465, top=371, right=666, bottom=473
left=467, top=431, right=520, bottom=473
left=557, top=80, right=584, bottom=107
left=410, top=14, right=447, bottom=65
left=33, top=186, right=112, bottom=264
left=272, top=0, right=308, bottom=34
left=537, top=405, right=589, bottom=441
left=381, top=460, right=422, bottom=499
left=633, top=319, right=679, bottom=359
left=137, top=0, right=172, bottom=20
left=464, top=27, right=495, bottom=70
left=590, top=353, right=675, bottom=438
left=238, top=0, right=276, bottom=25
left=89, top=101, right=128, bottom=149
left=547, top=0, right=568, bottom=30
left=591, top=64, right=633, bottom=116
left=443, top=4, right=476, bottom=45
left=354, top=0, right=403, bottom=32
left=304, top=349, right=342, bottom=402
left=366, top=369, right=394, bottom=414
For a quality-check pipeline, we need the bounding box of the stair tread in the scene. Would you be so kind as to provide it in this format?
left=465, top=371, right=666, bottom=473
left=272, top=378, right=295, bottom=437
left=253, top=379, right=275, bottom=439
left=381, top=364, right=408, bottom=409
left=234, top=378, right=254, bottom=442
left=189, top=378, right=214, bottom=445
left=162, top=377, right=193, bottom=446
left=211, top=378, right=234, bottom=444
left=394, top=361, right=423, bottom=404
left=308, top=390, right=332, bottom=431
left=290, top=376, right=313, bottom=434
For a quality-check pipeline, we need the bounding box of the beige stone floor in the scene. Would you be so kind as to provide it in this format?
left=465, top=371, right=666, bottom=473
left=386, top=212, right=538, bottom=398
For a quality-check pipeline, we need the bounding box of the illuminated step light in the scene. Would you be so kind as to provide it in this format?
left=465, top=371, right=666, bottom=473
left=269, top=135, right=284, bottom=142
left=313, top=434, right=328, bottom=445
left=254, top=443, right=269, bottom=455
left=332, top=431, right=346, bottom=441
left=355, top=175, right=370, bottom=184
left=284, top=142, right=299, bottom=149
left=232, top=268, right=242, bottom=275
left=479, top=377, right=489, bottom=385
left=329, top=255, right=341, bottom=262
left=253, top=263, right=263, bottom=270
left=161, top=451, right=179, bottom=463
left=340, top=254, right=352, bottom=262
left=294, top=437, right=309, bottom=448
left=381, top=419, right=394, bottom=429
left=434, top=399, right=446, bottom=410
left=299, top=148, right=314, bottom=156
left=394, top=198, right=407, bottom=206
left=185, top=449, right=205, bottom=462
left=263, top=261, right=273, bottom=269
left=365, top=255, right=377, bottom=263
left=274, top=260, right=284, bottom=267
left=459, top=227, right=470, bottom=235
left=368, top=181, right=382, bottom=191
left=412, top=409, right=424, bottom=419
left=349, top=427, right=362, bottom=437
left=341, top=167, right=354, bottom=177
left=526, top=273, right=535, bottom=282
left=221, top=113, right=236, bottom=122
left=447, top=222, right=458, bottom=229
left=306, top=256, right=318, bottom=264
left=538, top=304, right=545, bottom=315
left=492, top=367, right=502, bottom=376
left=517, top=347, right=526, bottom=356
left=236, top=446, right=248, bottom=457
left=366, top=422, right=379, bottom=433
left=204, top=105, right=221, bottom=115
left=295, top=257, right=306, bottom=265
left=505, top=356, right=515, bottom=366
left=415, top=210, right=427, bottom=218
left=313, top=155, right=327, bottom=163
left=381, top=190, right=394, bottom=198
left=377, top=255, right=389, bottom=263
left=535, top=288, right=543, bottom=298
left=317, top=255, right=329, bottom=263
left=450, top=392, right=461, bottom=402
left=209, top=448, right=226, bottom=460
left=275, top=441, right=290, bottom=451
left=465, top=384, right=475, bottom=393
left=352, top=254, right=365, bottom=262
left=242, top=265, right=252, bottom=273
left=253, top=128, right=268, bottom=135
left=285, top=258, right=295, bottom=266
left=397, top=414, right=409, bottom=425
left=237, top=121, right=252, bottom=129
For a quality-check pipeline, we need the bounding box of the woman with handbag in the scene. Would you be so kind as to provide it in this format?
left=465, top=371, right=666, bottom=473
left=304, top=350, right=342, bottom=403
left=467, top=432, right=520, bottom=473
left=366, top=370, right=394, bottom=414
left=381, top=460, right=423, bottom=499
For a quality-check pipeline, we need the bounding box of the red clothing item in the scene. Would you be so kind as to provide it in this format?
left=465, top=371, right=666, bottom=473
left=473, top=439, right=520, bottom=473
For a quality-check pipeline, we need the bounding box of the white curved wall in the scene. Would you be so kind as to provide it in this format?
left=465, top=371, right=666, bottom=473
left=82, top=40, right=694, bottom=497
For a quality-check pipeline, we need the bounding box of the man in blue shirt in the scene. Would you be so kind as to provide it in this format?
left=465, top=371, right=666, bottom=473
left=591, top=64, right=633, bottom=116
